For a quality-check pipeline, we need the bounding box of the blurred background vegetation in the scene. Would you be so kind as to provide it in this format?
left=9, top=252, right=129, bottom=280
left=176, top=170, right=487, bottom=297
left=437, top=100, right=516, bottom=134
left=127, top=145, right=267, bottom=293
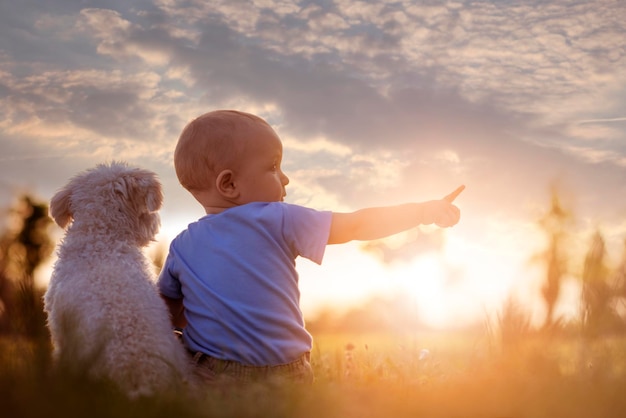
left=3, top=188, right=626, bottom=344
left=0, top=195, right=53, bottom=341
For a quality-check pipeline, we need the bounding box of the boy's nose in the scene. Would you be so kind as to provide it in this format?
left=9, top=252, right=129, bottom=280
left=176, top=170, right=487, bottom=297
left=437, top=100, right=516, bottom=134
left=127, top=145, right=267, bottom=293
left=281, top=171, right=290, bottom=185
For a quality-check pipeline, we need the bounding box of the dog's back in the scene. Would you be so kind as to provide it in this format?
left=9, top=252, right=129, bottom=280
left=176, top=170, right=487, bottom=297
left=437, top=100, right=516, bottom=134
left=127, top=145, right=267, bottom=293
left=45, top=162, right=190, bottom=397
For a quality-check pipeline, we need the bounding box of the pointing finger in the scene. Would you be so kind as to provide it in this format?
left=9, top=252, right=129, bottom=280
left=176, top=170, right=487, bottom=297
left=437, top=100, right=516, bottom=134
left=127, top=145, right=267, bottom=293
left=444, top=185, right=465, bottom=203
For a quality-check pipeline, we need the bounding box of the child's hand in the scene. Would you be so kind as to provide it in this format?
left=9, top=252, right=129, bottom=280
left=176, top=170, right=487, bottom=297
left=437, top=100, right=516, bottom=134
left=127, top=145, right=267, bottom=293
left=422, top=185, right=464, bottom=227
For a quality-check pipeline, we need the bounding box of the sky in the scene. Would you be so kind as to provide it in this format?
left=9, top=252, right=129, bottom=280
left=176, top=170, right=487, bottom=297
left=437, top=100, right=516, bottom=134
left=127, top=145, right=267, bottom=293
left=1, top=0, right=625, bottom=328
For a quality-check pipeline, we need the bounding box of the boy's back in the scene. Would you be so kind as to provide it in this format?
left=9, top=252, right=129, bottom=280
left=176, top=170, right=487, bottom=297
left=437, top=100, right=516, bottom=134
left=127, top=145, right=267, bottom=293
left=158, top=202, right=332, bottom=365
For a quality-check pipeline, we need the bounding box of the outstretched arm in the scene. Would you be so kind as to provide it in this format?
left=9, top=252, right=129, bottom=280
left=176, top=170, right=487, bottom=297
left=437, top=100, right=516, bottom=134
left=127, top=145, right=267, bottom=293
left=328, top=185, right=464, bottom=245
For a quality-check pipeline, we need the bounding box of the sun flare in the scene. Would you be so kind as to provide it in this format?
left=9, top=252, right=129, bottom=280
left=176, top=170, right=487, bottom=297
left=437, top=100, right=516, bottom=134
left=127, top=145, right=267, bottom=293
left=299, top=226, right=545, bottom=331
left=391, top=256, right=450, bottom=328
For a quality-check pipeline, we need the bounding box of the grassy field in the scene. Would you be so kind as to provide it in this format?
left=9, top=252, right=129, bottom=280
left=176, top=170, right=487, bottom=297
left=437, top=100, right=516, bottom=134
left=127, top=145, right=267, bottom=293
left=2, top=329, right=626, bottom=418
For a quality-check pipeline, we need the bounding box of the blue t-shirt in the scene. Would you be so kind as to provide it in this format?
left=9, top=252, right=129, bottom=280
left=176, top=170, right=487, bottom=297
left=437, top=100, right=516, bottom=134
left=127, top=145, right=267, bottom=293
left=158, top=202, right=332, bottom=366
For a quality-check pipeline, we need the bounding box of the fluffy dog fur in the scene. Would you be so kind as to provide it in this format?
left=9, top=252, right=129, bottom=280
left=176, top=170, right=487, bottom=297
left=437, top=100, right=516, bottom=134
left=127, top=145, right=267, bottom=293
left=44, top=162, right=190, bottom=398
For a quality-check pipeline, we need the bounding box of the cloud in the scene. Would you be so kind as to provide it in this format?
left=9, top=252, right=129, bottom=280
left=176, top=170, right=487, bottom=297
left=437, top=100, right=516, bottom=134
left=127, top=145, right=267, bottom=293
left=0, top=0, right=625, bottom=226
left=578, top=117, right=626, bottom=124
left=0, top=67, right=160, bottom=140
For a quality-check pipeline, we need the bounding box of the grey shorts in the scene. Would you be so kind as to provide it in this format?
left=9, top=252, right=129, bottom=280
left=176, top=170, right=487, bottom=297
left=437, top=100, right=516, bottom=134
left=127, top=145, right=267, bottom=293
left=189, top=351, right=314, bottom=386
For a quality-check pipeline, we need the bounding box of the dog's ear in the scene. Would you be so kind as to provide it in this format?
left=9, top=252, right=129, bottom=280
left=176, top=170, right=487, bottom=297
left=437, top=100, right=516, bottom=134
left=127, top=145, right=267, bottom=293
left=137, top=171, right=163, bottom=212
left=50, top=186, right=73, bottom=228
left=115, top=171, right=163, bottom=213
left=144, top=175, right=163, bottom=212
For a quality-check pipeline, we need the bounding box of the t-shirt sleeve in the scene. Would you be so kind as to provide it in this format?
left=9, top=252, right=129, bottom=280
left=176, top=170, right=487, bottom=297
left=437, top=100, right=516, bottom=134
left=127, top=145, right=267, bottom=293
left=157, top=248, right=183, bottom=299
left=282, top=203, right=332, bottom=265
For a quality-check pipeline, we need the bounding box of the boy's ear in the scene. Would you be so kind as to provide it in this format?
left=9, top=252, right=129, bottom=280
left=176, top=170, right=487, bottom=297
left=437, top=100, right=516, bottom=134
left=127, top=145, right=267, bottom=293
left=215, top=169, right=239, bottom=198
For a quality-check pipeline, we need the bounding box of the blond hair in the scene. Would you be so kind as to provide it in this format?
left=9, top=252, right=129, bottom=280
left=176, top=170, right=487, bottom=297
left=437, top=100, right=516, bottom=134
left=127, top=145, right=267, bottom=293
left=174, top=110, right=270, bottom=192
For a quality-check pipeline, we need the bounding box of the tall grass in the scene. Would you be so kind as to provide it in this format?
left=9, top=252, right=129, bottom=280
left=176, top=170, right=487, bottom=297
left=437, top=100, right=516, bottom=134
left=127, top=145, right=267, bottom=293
left=3, top=329, right=626, bottom=418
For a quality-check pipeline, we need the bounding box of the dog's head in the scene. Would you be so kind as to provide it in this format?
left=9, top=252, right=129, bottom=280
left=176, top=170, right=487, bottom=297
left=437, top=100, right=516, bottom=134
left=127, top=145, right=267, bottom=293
left=50, top=162, right=163, bottom=246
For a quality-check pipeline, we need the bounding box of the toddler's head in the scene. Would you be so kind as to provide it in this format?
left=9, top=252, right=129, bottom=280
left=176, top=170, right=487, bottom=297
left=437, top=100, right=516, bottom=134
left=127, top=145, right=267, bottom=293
left=175, top=110, right=289, bottom=211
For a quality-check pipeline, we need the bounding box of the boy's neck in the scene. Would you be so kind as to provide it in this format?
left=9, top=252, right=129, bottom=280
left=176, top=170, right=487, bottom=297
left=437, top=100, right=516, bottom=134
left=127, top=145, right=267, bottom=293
left=191, top=190, right=238, bottom=215
left=204, top=205, right=230, bottom=214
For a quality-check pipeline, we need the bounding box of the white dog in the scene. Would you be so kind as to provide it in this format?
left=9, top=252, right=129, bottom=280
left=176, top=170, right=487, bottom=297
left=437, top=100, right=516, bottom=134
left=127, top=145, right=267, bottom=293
left=44, top=162, right=190, bottom=398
